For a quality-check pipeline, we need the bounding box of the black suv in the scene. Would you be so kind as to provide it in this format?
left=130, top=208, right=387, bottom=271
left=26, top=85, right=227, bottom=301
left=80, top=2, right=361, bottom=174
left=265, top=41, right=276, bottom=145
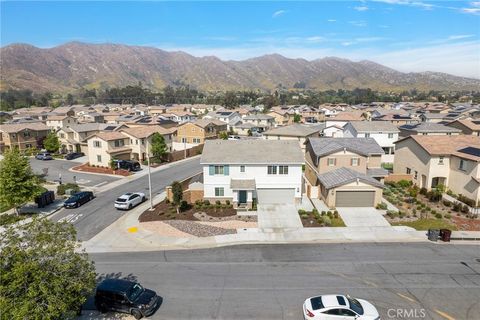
left=64, top=152, right=85, bottom=160
left=114, top=160, right=141, bottom=171
left=95, top=279, right=161, bottom=319
left=63, top=191, right=94, bottom=208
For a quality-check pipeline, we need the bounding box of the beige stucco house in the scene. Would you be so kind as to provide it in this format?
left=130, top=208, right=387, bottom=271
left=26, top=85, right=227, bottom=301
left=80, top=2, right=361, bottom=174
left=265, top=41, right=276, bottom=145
left=120, top=126, right=176, bottom=163
left=86, top=132, right=132, bottom=167
left=176, top=119, right=227, bottom=144
left=394, top=135, right=480, bottom=206
left=46, top=115, right=78, bottom=131
left=304, top=137, right=387, bottom=208
left=0, top=123, right=51, bottom=153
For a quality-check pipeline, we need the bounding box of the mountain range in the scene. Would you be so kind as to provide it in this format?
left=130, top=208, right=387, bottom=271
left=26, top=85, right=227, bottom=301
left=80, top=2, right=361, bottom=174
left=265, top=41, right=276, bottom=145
left=1, top=42, right=479, bottom=93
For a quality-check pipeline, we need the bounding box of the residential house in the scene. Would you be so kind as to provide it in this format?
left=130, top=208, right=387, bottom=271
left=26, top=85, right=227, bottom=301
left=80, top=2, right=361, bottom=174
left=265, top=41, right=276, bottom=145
left=394, top=135, right=480, bottom=205
left=148, top=106, right=167, bottom=116
left=204, top=111, right=242, bottom=130
left=176, top=119, right=227, bottom=145
left=399, top=122, right=462, bottom=137
left=240, top=114, right=275, bottom=132
left=86, top=132, right=132, bottom=167
left=447, top=120, right=480, bottom=136
left=343, top=121, right=400, bottom=163
left=322, top=125, right=345, bottom=138
left=78, top=112, right=105, bottom=123
left=120, top=126, right=176, bottom=162
left=304, top=138, right=386, bottom=208
left=57, top=123, right=122, bottom=154
left=267, top=106, right=295, bottom=126
left=325, top=111, right=365, bottom=128
left=46, top=115, right=78, bottom=131
left=0, top=123, right=51, bottom=153
left=263, top=124, right=323, bottom=150
left=201, top=140, right=304, bottom=208
left=168, top=110, right=197, bottom=124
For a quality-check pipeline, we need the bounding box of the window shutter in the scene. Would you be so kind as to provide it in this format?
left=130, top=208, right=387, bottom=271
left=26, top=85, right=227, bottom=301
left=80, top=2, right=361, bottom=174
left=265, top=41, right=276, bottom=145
left=209, top=165, right=214, bottom=175
left=224, top=165, right=229, bottom=175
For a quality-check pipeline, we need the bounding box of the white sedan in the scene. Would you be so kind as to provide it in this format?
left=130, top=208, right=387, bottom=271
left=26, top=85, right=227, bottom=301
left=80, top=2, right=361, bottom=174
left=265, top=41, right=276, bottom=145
left=114, top=192, right=146, bottom=210
left=303, top=294, right=380, bottom=320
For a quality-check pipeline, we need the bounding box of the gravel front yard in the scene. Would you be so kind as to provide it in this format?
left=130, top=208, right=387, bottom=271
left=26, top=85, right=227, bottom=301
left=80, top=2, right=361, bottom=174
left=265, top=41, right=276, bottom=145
left=163, top=220, right=237, bottom=237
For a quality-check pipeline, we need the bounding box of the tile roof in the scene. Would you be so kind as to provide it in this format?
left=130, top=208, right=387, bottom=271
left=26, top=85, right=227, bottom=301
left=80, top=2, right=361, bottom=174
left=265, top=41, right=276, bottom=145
left=317, top=167, right=384, bottom=189
left=0, top=123, right=50, bottom=133
left=190, top=118, right=227, bottom=128
left=92, top=131, right=128, bottom=141
left=243, top=114, right=274, bottom=120
left=68, top=123, right=112, bottom=133
left=120, top=126, right=175, bottom=138
left=201, top=140, right=304, bottom=164
left=46, top=115, right=71, bottom=121
left=263, top=124, right=323, bottom=137
left=348, top=121, right=399, bottom=133
left=367, top=167, right=389, bottom=177
left=308, top=137, right=384, bottom=157
left=399, top=122, right=462, bottom=133
left=449, top=119, right=480, bottom=131
left=329, top=111, right=365, bottom=121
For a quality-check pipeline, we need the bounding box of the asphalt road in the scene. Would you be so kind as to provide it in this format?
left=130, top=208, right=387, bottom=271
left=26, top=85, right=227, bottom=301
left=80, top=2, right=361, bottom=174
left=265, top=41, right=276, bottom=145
left=51, top=157, right=202, bottom=240
left=90, top=243, right=480, bottom=320
left=29, top=158, right=120, bottom=187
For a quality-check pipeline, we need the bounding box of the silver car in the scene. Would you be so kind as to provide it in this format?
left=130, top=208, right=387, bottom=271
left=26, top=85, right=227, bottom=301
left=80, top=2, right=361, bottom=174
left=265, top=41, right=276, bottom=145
left=114, top=192, right=146, bottom=210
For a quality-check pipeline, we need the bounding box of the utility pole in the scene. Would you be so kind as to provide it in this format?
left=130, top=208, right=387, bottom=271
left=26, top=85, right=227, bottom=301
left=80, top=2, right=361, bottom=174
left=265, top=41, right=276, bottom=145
left=146, top=142, right=153, bottom=210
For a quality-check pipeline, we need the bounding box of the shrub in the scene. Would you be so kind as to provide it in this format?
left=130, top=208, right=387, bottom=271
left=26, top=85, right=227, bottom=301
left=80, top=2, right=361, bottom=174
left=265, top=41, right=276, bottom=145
left=57, top=183, right=80, bottom=195
left=398, top=211, right=406, bottom=218
left=165, top=198, right=170, bottom=204
left=397, top=180, right=412, bottom=188
left=461, top=204, right=470, bottom=214
left=321, top=211, right=326, bottom=216
left=333, top=211, right=339, bottom=219
left=445, top=214, right=451, bottom=219
left=225, top=200, right=230, bottom=206
left=412, top=208, right=417, bottom=215
left=327, top=211, right=333, bottom=218
left=431, top=209, right=437, bottom=215
left=416, top=205, right=422, bottom=211
left=215, top=200, right=221, bottom=205
left=435, top=213, right=443, bottom=219
left=386, top=210, right=398, bottom=218
left=452, top=203, right=461, bottom=212
left=322, top=216, right=332, bottom=226
left=443, top=200, right=452, bottom=207
left=298, top=209, right=306, bottom=215
left=203, top=200, right=210, bottom=206
left=312, top=208, right=319, bottom=216
left=301, top=214, right=309, bottom=219
left=458, top=194, right=475, bottom=207
left=179, top=200, right=189, bottom=212
left=376, top=202, right=388, bottom=210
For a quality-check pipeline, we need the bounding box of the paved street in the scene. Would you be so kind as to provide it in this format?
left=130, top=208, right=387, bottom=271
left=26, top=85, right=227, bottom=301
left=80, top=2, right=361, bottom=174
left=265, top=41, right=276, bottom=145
left=29, top=158, right=120, bottom=187
left=89, top=243, right=480, bottom=320
left=51, top=157, right=202, bottom=241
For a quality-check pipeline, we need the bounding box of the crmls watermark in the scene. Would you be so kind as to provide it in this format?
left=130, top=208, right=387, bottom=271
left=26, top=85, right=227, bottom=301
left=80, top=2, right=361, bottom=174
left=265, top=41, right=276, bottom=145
left=387, top=308, right=426, bottom=319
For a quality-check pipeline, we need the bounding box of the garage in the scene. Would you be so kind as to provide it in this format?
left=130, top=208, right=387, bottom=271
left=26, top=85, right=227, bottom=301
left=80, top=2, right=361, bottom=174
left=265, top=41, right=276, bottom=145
left=335, top=190, right=375, bottom=207
left=256, top=188, right=295, bottom=204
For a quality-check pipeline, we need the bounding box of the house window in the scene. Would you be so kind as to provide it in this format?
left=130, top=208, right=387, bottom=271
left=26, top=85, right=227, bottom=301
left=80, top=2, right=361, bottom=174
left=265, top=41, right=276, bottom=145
left=459, top=159, right=466, bottom=171
left=114, top=140, right=124, bottom=148
left=351, top=158, right=359, bottom=166
left=279, top=165, right=289, bottom=174
left=12, top=133, right=16, bottom=138
left=181, top=138, right=187, bottom=143
left=365, top=133, right=370, bottom=138
left=141, top=139, right=145, bottom=145
left=23, top=131, right=31, bottom=137
left=447, top=132, right=452, bottom=136
left=439, top=156, right=444, bottom=165
left=388, top=133, right=394, bottom=139
left=327, top=158, right=336, bottom=166
left=240, top=165, right=245, bottom=173
left=267, top=165, right=277, bottom=174
left=214, top=165, right=224, bottom=175
left=60, top=133, right=65, bottom=138
left=25, top=144, right=32, bottom=148
left=414, top=171, right=418, bottom=179
left=97, top=155, right=102, bottom=163
left=406, top=167, right=411, bottom=174
left=94, top=141, right=101, bottom=148
left=215, top=187, right=224, bottom=197
left=193, top=138, right=201, bottom=143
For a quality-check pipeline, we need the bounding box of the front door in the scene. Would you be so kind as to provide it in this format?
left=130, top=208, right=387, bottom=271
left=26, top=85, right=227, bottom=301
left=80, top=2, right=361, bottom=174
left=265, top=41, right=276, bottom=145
left=238, top=190, right=247, bottom=204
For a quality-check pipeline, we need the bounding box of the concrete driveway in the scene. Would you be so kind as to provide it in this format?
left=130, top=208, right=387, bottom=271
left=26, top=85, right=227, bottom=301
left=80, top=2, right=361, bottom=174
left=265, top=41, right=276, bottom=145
left=257, top=204, right=303, bottom=231
left=336, top=207, right=391, bottom=227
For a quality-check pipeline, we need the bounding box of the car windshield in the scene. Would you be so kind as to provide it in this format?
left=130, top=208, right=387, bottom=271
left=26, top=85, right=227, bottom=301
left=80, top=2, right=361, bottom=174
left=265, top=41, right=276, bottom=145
left=116, top=198, right=127, bottom=202
left=347, top=297, right=364, bottom=315
left=127, top=283, right=144, bottom=301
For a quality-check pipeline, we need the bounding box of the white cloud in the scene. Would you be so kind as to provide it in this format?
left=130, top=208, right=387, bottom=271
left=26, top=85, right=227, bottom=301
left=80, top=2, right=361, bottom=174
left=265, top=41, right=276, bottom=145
left=327, top=19, right=337, bottom=22
left=429, top=34, right=476, bottom=44
left=349, top=20, right=367, bottom=27
left=354, top=6, right=369, bottom=11
left=272, top=10, right=286, bottom=18
left=461, top=7, right=480, bottom=14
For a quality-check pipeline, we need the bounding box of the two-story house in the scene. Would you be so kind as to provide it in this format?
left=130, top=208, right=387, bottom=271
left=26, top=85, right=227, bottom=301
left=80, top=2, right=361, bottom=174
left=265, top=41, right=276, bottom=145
left=447, top=120, right=480, bottom=136
left=267, top=106, right=295, bottom=126
left=263, top=124, right=323, bottom=150
left=86, top=132, right=132, bottom=167
left=120, top=126, right=176, bottom=163
left=57, top=123, right=123, bottom=154
left=394, top=135, right=480, bottom=206
left=343, top=121, right=400, bottom=163
left=240, top=114, right=275, bottom=132
left=204, top=111, right=242, bottom=131
left=201, top=140, right=304, bottom=208
left=45, top=115, right=78, bottom=131
left=304, top=138, right=386, bottom=208
left=176, top=119, right=227, bottom=145
left=398, top=122, right=462, bottom=138
left=0, top=123, right=51, bottom=153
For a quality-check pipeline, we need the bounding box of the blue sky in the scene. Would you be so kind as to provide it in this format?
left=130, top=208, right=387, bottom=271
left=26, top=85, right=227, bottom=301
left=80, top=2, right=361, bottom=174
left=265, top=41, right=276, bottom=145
left=1, top=1, right=479, bottom=78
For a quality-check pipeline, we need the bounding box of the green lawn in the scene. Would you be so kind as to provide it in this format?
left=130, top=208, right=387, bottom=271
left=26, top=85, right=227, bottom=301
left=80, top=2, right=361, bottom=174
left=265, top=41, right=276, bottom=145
left=391, top=219, right=457, bottom=231
left=0, top=203, right=13, bottom=213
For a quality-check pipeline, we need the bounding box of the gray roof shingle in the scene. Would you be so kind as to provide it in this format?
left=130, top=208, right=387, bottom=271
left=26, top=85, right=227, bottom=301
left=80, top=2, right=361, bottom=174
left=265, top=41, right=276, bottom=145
left=317, top=167, right=384, bottom=189
left=348, top=121, right=399, bottom=133
left=264, top=124, right=324, bottom=137
left=201, top=139, right=304, bottom=164
left=399, top=122, right=462, bottom=133
left=308, top=137, right=384, bottom=157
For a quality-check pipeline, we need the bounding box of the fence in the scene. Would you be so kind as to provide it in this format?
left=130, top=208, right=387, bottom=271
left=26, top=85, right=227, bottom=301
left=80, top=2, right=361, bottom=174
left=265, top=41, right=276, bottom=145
left=167, top=144, right=204, bottom=162
left=165, top=172, right=204, bottom=204
left=384, top=174, right=413, bottom=183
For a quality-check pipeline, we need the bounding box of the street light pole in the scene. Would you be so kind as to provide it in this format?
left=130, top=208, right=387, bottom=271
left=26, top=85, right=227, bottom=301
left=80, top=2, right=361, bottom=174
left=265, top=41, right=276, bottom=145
left=146, top=142, right=153, bottom=210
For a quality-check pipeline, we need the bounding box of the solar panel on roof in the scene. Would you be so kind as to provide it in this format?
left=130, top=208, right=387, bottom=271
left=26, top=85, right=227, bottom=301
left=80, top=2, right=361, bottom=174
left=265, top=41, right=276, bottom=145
left=104, top=126, right=116, bottom=131
left=458, top=147, right=480, bottom=157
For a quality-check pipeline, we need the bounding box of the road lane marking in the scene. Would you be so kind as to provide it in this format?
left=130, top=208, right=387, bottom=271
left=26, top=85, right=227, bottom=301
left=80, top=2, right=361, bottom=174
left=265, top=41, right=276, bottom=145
left=362, top=280, right=378, bottom=288
left=93, top=181, right=108, bottom=188
left=435, top=309, right=456, bottom=320
left=396, top=292, right=417, bottom=303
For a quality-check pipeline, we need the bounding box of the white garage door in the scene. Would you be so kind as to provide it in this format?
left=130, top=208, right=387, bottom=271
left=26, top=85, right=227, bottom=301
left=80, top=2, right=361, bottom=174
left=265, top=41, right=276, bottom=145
left=335, top=191, right=375, bottom=207
left=257, top=188, right=295, bottom=204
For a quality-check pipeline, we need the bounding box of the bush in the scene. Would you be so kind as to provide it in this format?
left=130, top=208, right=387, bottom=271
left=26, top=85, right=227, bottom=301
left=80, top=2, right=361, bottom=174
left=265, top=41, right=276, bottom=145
left=225, top=200, right=230, bottom=206
left=327, top=211, right=333, bottom=218
left=179, top=200, right=189, bottom=212
left=458, top=194, right=475, bottom=207
left=386, top=210, right=398, bottom=218
left=398, top=211, right=406, bottom=218
left=431, top=209, right=437, bottom=215
left=165, top=198, right=170, bottom=204
left=445, top=214, right=451, bottom=219
left=301, top=214, right=309, bottom=219
left=443, top=200, right=452, bottom=207
left=321, top=211, right=326, bottom=216
left=420, top=187, right=428, bottom=195
left=312, top=208, right=319, bottom=216
left=203, top=200, right=210, bottom=206
left=435, top=213, right=443, bottom=219
left=397, top=180, right=412, bottom=188
left=333, top=211, right=339, bottom=219
left=376, top=202, right=388, bottom=210
left=215, top=200, right=221, bottom=205
left=298, top=209, right=306, bottom=215
left=322, top=216, right=332, bottom=226
left=461, top=204, right=470, bottom=214
left=57, top=183, right=80, bottom=195
left=452, top=202, right=461, bottom=212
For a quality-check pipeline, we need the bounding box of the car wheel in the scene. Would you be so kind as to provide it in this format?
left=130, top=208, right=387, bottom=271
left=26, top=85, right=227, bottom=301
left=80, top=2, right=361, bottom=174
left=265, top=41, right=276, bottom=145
left=142, top=196, right=146, bottom=202
left=75, top=203, right=79, bottom=208
left=128, top=204, right=132, bottom=210
left=131, top=309, right=143, bottom=319
left=89, top=196, right=93, bottom=201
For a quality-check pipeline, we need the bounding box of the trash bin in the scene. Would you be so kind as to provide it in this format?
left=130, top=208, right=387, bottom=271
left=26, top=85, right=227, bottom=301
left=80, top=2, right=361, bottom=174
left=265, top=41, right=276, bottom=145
left=428, top=229, right=440, bottom=241
left=440, top=229, right=451, bottom=242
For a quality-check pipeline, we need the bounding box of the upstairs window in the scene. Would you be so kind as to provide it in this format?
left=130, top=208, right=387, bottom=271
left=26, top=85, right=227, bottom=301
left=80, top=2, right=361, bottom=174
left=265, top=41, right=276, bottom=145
left=240, top=165, right=245, bottom=173
left=279, top=165, right=289, bottom=174
left=365, top=133, right=370, bottom=138
left=327, top=158, right=336, bottom=166
left=351, top=158, right=359, bottom=166
left=94, top=141, right=101, bottom=148
left=388, top=133, right=394, bottom=139
left=439, top=156, right=444, bottom=165
left=459, top=159, right=466, bottom=171
left=267, top=165, right=277, bottom=174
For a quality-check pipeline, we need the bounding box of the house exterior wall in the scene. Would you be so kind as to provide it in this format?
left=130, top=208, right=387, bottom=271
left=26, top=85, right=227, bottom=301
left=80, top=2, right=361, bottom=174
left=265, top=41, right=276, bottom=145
left=394, top=139, right=432, bottom=188
left=46, top=117, right=78, bottom=131
left=0, top=129, right=50, bottom=152
left=322, top=181, right=383, bottom=208
left=176, top=123, right=226, bottom=143
left=323, top=126, right=344, bottom=137
left=448, top=156, right=480, bottom=205
left=317, top=150, right=368, bottom=174
left=87, top=137, right=130, bottom=167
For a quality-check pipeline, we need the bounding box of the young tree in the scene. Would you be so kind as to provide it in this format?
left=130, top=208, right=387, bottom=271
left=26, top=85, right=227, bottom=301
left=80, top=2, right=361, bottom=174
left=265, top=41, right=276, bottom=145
left=0, top=218, right=96, bottom=319
left=109, top=157, right=117, bottom=171
left=43, top=131, right=61, bottom=153
left=151, top=132, right=168, bottom=163
left=0, top=148, right=42, bottom=214
left=171, top=181, right=183, bottom=214
left=293, top=114, right=301, bottom=123
left=218, top=132, right=228, bottom=140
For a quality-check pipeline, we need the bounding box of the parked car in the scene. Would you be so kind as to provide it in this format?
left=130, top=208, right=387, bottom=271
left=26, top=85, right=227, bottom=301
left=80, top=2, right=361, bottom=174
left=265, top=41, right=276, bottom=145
left=114, top=160, right=141, bottom=171
left=228, top=135, right=241, bottom=140
left=95, top=279, right=161, bottom=319
left=35, top=152, right=53, bottom=160
left=64, top=152, right=85, bottom=160
left=63, top=191, right=94, bottom=208
left=302, top=294, right=380, bottom=320
left=114, top=192, right=146, bottom=210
